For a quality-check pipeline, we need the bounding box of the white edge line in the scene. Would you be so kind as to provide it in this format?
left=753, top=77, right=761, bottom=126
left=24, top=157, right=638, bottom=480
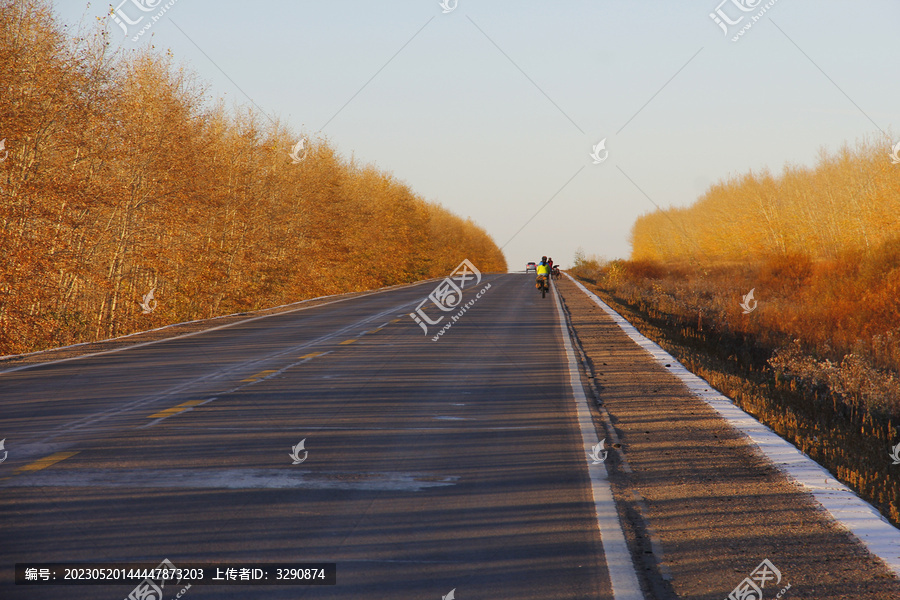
left=0, top=291, right=356, bottom=363
left=552, top=282, right=644, bottom=599
left=0, top=278, right=442, bottom=375
left=565, top=273, right=900, bottom=578
left=24, top=300, right=406, bottom=445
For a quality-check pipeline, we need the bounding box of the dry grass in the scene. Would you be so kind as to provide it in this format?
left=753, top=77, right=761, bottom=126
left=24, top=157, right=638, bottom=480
left=571, top=252, right=900, bottom=527
left=593, top=125, right=900, bottom=525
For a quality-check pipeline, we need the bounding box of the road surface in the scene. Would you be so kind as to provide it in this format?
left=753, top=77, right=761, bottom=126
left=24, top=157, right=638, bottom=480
left=1, top=274, right=898, bottom=599
left=0, top=274, right=615, bottom=600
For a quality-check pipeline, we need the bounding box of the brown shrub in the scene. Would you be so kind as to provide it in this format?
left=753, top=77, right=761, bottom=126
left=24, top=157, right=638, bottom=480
left=577, top=253, right=900, bottom=525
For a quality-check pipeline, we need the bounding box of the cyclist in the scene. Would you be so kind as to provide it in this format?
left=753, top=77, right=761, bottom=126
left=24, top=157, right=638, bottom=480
left=536, top=256, right=550, bottom=290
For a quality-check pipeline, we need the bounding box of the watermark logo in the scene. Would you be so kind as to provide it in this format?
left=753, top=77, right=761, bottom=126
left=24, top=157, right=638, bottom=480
left=140, top=288, right=158, bottom=314
left=0, top=439, right=6, bottom=464
left=726, top=558, right=790, bottom=600
left=710, top=0, right=779, bottom=42
left=410, top=260, right=481, bottom=332
left=589, top=439, right=608, bottom=464
left=740, top=288, right=757, bottom=314
left=410, top=260, right=492, bottom=340
left=890, top=442, right=900, bottom=465
left=442, top=589, right=456, bottom=600
left=439, top=0, right=458, bottom=13
left=890, top=141, right=900, bottom=165
left=110, top=0, right=160, bottom=36
left=590, top=139, right=608, bottom=164
left=290, top=439, right=308, bottom=464
left=0, top=138, right=7, bottom=162
left=289, top=138, right=308, bottom=164
left=110, top=0, right=179, bottom=42
left=126, top=558, right=185, bottom=600
left=709, top=0, right=759, bottom=34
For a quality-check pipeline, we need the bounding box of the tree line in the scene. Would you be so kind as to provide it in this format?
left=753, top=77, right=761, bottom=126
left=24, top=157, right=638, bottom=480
left=585, top=130, right=900, bottom=526
left=630, top=134, right=898, bottom=263
left=0, top=0, right=507, bottom=356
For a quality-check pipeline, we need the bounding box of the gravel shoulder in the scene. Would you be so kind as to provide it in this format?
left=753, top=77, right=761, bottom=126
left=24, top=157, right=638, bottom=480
left=556, top=276, right=900, bottom=600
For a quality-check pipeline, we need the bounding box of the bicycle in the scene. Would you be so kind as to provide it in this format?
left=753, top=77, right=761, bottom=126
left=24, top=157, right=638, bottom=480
left=535, top=274, right=550, bottom=298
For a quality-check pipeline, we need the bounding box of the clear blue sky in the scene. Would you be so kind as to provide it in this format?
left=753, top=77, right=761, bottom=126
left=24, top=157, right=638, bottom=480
left=55, top=1, right=899, bottom=270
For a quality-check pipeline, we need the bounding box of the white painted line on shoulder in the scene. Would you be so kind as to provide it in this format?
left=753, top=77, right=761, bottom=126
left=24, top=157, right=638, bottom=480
left=0, top=279, right=437, bottom=375
left=551, top=283, right=644, bottom=599
left=566, top=273, right=900, bottom=578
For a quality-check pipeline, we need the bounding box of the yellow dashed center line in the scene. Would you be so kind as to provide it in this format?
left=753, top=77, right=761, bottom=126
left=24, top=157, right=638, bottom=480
left=147, top=399, right=206, bottom=419
left=299, top=352, right=323, bottom=359
left=339, top=339, right=357, bottom=345
left=14, top=451, right=79, bottom=474
left=240, top=369, right=278, bottom=383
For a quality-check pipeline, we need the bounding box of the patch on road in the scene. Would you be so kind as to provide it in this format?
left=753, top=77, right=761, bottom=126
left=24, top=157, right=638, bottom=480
left=2, top=469, right=458, bottom=492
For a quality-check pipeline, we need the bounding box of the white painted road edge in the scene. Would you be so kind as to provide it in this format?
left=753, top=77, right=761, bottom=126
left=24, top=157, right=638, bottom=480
left=0, top=277, right=441, bottom=374
left=566, top=274, right=900, bottom=578
left=551, top=283, right=644, bottom=599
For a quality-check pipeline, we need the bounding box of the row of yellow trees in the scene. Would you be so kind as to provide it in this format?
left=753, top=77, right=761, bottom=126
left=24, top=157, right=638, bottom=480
left=604, top=128, right=900, bottom=526
left=631, top=135, right=898, bottom=263
left=0, top=0, right=506, bottom=356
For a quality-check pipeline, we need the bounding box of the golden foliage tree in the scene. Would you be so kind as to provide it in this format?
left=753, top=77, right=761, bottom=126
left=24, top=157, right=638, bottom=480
left=631, top=135, right=899, bottom=264
left=0, top=0, right=507, bottom=356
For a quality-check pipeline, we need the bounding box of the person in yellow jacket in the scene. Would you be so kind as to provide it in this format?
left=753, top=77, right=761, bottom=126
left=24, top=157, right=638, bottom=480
left=536, top=256, right=550, bottom=288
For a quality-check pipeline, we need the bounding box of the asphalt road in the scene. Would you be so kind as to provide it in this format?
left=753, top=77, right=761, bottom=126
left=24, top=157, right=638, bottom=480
left=0, top=274, right=617, bottom=599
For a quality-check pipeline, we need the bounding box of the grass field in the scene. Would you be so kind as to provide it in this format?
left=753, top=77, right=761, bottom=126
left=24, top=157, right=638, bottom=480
left=571, top=253, right=900, bottom=527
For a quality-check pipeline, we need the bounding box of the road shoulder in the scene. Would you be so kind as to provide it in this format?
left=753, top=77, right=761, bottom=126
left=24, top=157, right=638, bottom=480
left=556, top=276, right=900, bottom=600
